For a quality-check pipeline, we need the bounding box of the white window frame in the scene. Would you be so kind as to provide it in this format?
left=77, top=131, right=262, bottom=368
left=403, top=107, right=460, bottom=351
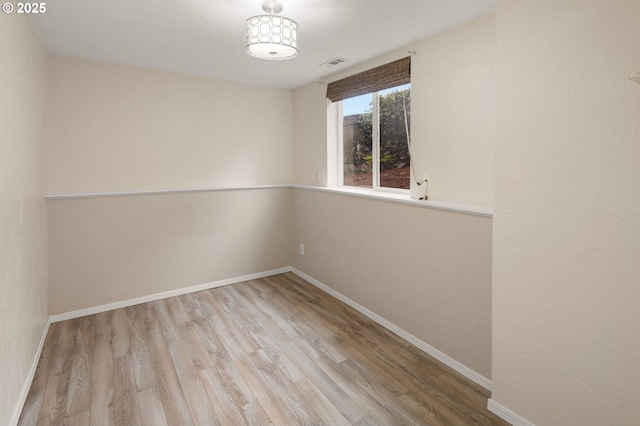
left=336, top=88, right=410, bottom=195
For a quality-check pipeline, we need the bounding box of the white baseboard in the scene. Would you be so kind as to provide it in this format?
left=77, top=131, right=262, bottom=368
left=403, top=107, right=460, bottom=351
left=49, top=267, right=293, bottom=323
left=488, top=398, right=534, bottom=426
left=10, top=317, right=52, bottom=426
left=291, top=268, right=492, bottom=391
left=25, top=267, right=497, bottom=424
left=14, top=268, right=291, bottom=425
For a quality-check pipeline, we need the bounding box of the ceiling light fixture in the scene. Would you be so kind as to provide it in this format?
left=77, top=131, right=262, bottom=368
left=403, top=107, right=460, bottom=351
left=245, top=1, right=298, bottom=60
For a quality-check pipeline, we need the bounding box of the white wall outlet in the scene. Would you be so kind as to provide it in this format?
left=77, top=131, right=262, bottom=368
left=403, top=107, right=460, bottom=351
left=299, top=244, right=305, bottom=255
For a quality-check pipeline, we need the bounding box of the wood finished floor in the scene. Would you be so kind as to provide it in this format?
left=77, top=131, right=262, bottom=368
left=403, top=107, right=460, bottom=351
left=18, top=272, right=508, bottom=425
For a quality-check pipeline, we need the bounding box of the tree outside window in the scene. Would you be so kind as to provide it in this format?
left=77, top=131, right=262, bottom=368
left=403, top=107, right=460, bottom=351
left=342, top=84, right=411, bottom=190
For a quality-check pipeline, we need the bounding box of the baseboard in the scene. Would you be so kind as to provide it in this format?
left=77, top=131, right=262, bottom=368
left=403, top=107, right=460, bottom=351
left=41, top=266, right=494, bottom=415
left=14, top=268, right=291, bottom=424
left=49, top=267, right=293, bottom=323
left=488, top=398, right=534, bottom=426
left=291, top=268, right=492, bottom=391
left=10, top=317, right=51, bottom=426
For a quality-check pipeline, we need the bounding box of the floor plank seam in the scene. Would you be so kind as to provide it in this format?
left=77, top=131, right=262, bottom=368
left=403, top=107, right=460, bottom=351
left=17, top=273, right=507, bottom=426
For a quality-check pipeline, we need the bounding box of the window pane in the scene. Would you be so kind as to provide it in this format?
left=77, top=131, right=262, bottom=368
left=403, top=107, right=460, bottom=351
left=379, top=84, right=410, bottom=190
left=342, top=93, right=373, bottom=188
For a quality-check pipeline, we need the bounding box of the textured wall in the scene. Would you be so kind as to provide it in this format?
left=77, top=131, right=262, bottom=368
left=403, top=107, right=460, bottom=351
left=46, top=57, right=296, bottom=316
left=0, top=14, right=49, bottom=425
left=48, top=188, right=292, bottom=314
left=492, top=0, right=640, bottom=424
left=47, top=56, right=293, bottom=194
left=293, top=189, right=493, bottom=379
left=292, top=81, right=329, bottom=186
left=410, top=15, right=495, bottom=205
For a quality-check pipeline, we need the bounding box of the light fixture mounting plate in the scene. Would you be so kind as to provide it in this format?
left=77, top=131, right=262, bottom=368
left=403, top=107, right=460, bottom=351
left=262, top=0, right=283, bottom=14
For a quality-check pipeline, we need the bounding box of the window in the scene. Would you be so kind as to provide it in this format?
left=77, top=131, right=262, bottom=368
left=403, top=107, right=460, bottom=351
left=327, top=57, right=412, bottom=192
left=340, top=84, right=411, bottom=190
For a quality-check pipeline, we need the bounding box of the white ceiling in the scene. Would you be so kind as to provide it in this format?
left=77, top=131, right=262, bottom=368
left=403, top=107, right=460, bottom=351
left=29, top=0, right=494, bottom=89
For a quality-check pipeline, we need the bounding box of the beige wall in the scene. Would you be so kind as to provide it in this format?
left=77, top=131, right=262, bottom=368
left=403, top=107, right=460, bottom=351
left=492, top=0, right=640, bottom=424
left=292, top=81, right=329, bottom=186
left=293, top=189, right=493, bottom=379
left=293, top=15, right=495, bottom=207
left=411, top=15, right=495, bottom=206
left=46, top=57, right=296, bottom=315
left=48, top=56, right=293, bottom=194
left=0, top=14, right=48, bottom=424
left=290, top=14, right=495, bottom=386
left=49, top=188, right=292, bottom=314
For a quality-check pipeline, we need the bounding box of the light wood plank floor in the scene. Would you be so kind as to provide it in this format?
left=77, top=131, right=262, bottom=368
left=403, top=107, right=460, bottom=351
left=18, top=272, right=508, bottom=425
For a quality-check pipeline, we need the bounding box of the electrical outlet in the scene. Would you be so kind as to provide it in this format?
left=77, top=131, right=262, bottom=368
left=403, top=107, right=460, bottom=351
left=299, top=244, right=305, bottom=255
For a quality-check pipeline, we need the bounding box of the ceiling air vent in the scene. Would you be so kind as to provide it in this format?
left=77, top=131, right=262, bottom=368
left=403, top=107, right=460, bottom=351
left=320, top=57, right=348, bottom=67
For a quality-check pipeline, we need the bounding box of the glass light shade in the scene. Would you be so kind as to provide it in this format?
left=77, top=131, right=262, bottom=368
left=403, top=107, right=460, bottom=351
left=245, top=14, right=298, bottom=60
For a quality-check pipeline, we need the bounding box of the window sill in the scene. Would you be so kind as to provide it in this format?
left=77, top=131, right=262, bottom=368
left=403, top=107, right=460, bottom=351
left=291, top=185, right=493, bottom=218
left=46, top=184, right=493, bottom=218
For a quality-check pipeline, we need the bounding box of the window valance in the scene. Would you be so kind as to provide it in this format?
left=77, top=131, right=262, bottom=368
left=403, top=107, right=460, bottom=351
left=326, top=57, right=411, bottom=103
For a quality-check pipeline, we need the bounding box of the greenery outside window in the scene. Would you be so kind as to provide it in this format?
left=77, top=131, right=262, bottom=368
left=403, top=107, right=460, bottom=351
left=327, top=57, right=411, bottom=193
left=339, top=84, right=411, bottom=191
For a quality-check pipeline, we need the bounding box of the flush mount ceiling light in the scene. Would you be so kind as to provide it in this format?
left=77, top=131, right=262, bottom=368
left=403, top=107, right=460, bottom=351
left=245, top=0, right=299, bottom=60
